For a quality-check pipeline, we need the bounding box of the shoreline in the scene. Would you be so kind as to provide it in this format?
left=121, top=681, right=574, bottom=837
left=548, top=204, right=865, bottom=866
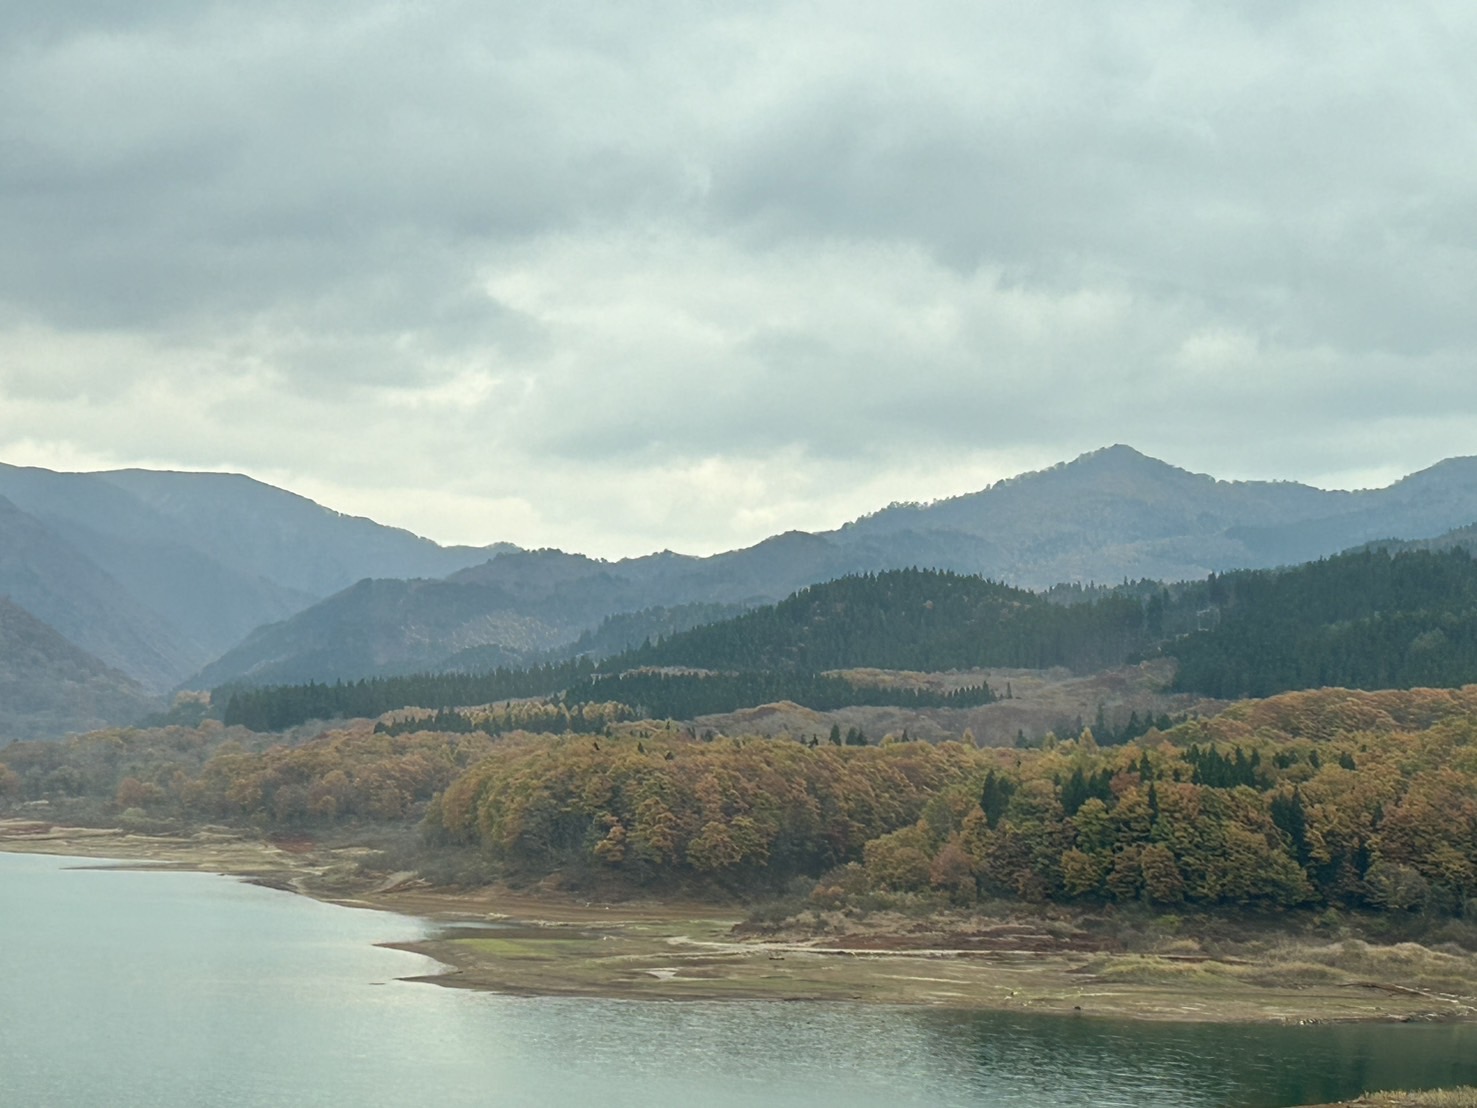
left=4, top=818, right=1475, bottom=1026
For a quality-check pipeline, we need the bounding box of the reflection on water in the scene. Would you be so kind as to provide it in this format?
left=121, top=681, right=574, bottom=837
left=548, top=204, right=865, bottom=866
left=2, top=851, right=1473, bottom=1108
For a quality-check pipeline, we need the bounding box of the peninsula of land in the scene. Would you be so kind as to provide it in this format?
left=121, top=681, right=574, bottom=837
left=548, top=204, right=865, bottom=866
left=5, top=819, right=1473, bottom=1028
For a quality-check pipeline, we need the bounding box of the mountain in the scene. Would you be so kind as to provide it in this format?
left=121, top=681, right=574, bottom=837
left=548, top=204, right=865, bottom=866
left=832, top=445, right=1445, bottom=586
left=191, top=536, right=896, bottom=687
left=0, top=598, right=157, bottom=744
left=0, top=493, right=195, bottom=689
left=189, top=577, right=574, bottom=687
left=191, top=446, right=1477, bottom=688
left=611, top=569, right=1153, bottom=676
left=0, top=463, right=513, bottom=691
left=96, top=468, right=512, bottom=597
left=1168, top=546, right=1477, bottom=699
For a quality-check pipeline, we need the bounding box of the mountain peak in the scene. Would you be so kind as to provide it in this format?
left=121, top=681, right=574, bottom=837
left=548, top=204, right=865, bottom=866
left=996, top=444, right=1196, bottom=491
left=1058, top=444, right=1199, bottom=480
left=1072, top=443, right=1156, bottom=467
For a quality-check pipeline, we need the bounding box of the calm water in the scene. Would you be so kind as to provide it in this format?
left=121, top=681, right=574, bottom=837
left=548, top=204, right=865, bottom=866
left=2, top=852, right=1475, bottom=1107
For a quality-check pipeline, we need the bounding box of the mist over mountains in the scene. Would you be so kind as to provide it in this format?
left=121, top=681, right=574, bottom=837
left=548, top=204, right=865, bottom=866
left=6, top=444, right=1477, bottom=738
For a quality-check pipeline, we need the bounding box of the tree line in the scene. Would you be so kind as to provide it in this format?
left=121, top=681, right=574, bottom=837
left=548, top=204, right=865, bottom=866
left=374, top=700, right=634, bottom=739
left=219, top=658, right=595, bottom=732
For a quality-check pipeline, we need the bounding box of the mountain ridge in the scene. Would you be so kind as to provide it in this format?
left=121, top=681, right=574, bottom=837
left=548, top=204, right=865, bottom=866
left=185, top=447, right=1477, bottom=688
left=0, top=463, right=514, bottom=691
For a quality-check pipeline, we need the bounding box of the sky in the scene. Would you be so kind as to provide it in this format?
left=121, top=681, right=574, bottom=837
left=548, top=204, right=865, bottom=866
left=2, top=2, right=1475, bottom=559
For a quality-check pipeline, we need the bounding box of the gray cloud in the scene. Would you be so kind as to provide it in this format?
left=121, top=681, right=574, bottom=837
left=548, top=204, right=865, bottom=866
left=1, top=0, right=1475, bottom=556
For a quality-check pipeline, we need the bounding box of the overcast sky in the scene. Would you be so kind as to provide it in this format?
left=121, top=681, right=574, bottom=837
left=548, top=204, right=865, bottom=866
left=2, top=2, right=1474, bottom=558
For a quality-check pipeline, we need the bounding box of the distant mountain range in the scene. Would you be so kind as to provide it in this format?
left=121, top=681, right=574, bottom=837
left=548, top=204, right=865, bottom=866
left=836, top=446, right=1477, bottom=584
left=192, top=445, right=1477, bottom=688
left=8, top=445, right=1477, bottom=729
left=0, top=462, right=510, bottom=693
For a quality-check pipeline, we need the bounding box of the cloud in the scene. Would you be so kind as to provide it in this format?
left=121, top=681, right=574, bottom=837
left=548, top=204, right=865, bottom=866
left=1, top=0, right=1475, bottom=556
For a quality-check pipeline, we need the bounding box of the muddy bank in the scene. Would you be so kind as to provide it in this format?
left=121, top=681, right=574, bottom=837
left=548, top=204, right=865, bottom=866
left=4, top=819, right=1475, bottom=1025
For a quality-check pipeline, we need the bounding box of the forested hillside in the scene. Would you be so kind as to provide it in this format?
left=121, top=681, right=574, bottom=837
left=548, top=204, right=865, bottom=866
left=419, top=685, right=1477, bottom=912
left=433, top=601, right=750, bottom=674
left=585, top=670, right=997, bottom=720
left=219, top=660, right=995, bottom=733
left=613, top=569, right=1176, bottom=674
left=1171, top=547, right=1477, bottom=698
left=212, top=548, right=1477, bottom=733
left=621, top=549, right=1477, bottom=704
left=219, top=659, right=596, bottom=733
left=7, top=686, right=1477, bottom=919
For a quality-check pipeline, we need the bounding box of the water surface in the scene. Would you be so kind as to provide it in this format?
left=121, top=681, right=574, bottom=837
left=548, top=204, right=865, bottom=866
left=2, top=851, right=1473, bottom=1107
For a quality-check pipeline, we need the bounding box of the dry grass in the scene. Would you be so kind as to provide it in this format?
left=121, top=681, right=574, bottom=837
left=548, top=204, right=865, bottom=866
left=1261, top=939, right=1477, bottom=997
left=1074, top=933, right=1477, bottom=1015
left=1321, top=1089, right=1477, bottom=1108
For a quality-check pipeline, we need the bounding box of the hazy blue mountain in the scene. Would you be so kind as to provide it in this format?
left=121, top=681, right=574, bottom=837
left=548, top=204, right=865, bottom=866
left=0, top=463, right=515, bottom=692
left=1225, top=458, right=1477, bottom=569
left=97, top=468, right=514, bottom=596
left=833, top=445, right=1349, bottom=585
left=0, top=466, right=311, bottom=670
left=0, top=597, right=157, bottom=744
left=189, top=446, right=1477, bottom=688
left=191, top=538, right=876, bottom=687
left=189, top=577, right=576, bottom=687
left=0, top=493, right=194, bottom=690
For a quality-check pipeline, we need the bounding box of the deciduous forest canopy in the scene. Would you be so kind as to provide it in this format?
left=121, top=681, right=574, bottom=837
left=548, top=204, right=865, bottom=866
left=6, top=687, right=1477, bottom=920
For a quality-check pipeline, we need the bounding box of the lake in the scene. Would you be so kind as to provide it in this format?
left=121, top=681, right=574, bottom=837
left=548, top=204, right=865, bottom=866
left=2, top=851, right=1475, bottom=1107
